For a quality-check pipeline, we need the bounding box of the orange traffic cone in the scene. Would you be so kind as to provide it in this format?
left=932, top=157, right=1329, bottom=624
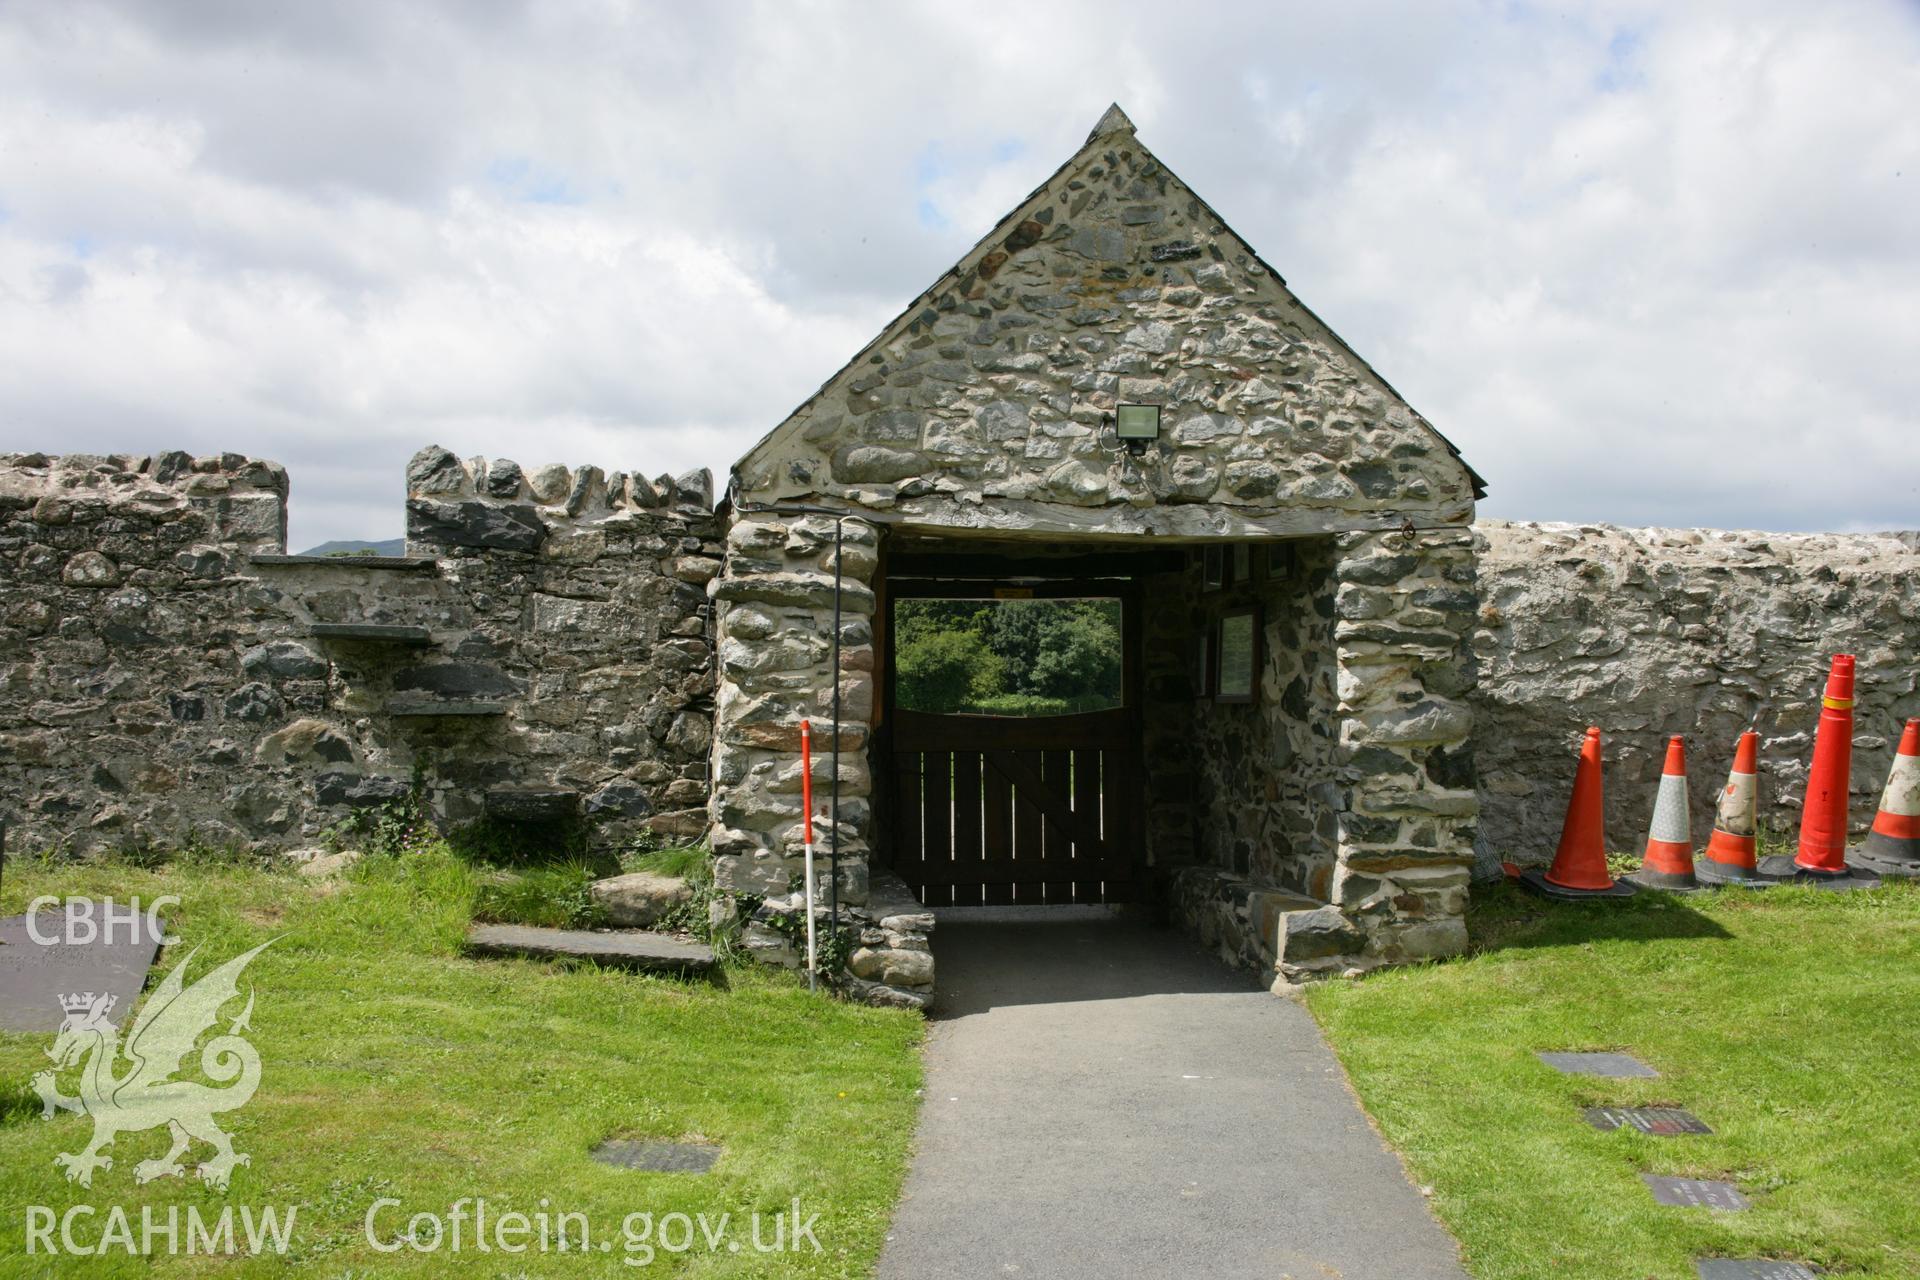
left=1628, top=736, right=1698, bottom=890
left=1696, top=730, right=1772, bottom=886
left=1521, top=727, right=1636, bottom=900
left=1856, top=718, right=1920, bottom=878
left=1760, top=654, right=1877, bottom=887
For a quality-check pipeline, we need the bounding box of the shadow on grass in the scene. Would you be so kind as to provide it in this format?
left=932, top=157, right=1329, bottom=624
left=1467, top=880, right=1733, bottom=955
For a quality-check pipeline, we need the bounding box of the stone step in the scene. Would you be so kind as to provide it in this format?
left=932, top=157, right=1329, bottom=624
left=466, top=923, right=714, bottom=975
left=250, top=553, right=439, bottom=573
left=485, top=787, right=580, bottom=821
left=309, top=622, right=434, bottom=646
left=388, top=697, right=508, bottom=718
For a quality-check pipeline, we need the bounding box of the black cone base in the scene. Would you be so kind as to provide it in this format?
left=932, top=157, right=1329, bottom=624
left=1695, top=858, right=1781, bottom=888
left=1855, top=832, right=1920, bottom=879
left=1624, top=866, right=1703, bottom=893
left=1755, top=854, right=1881, bottom=891
left=1519, top=869, right=1637, bottom=900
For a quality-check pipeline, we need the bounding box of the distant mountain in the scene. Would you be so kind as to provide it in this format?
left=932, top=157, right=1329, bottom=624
left=298, top=537, right=405, bottom=557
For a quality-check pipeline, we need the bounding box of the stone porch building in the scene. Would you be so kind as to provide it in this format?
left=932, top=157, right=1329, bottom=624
left=708, top=105, right=1485, bottom=1001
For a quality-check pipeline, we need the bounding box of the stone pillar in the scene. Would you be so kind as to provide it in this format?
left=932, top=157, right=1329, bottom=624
left=1327, top=527, right=1479, bottom=966
left=707, top=512, right=880, bottom=906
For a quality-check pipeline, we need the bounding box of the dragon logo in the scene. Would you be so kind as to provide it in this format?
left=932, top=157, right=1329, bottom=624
left=32, top=941, right=272, bottom=1190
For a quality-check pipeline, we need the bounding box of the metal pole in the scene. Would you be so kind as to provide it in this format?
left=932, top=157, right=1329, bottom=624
left=830, top=518, right=843, bottom=941
left=800, top=719, right=817, bottom=991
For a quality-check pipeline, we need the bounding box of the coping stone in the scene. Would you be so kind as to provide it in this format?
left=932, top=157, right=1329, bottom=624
left=308, top=623, right=433, bottom=645
left=250, top=553, right=439, bottom=572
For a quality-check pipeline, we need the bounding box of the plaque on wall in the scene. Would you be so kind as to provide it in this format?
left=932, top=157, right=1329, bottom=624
left=1215, top=608, right=1258, bottom=704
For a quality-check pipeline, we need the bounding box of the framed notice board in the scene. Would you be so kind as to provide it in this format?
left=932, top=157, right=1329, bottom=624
left=1215, top=607, right=1259, bottom=704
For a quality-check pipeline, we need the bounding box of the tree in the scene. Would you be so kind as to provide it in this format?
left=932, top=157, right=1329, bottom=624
left=894, top=597, right=1121, bottom=716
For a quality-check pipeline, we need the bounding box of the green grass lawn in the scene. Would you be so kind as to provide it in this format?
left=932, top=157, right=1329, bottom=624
left=0, top=851, right=924, bottom=1276
left=1306, top=877, right=1920, bottom=1280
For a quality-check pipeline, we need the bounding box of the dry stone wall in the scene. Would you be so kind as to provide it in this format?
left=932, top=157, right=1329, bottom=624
left=1473, top=521, right=1920, bottom=869
left=0, top=448, right=718, bottom=856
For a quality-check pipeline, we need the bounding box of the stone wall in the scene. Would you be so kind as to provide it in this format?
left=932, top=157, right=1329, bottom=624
left=0, top=448, right=719, bottom=856
left=1167, top=526, right=1478, bottom=980
left=706, top=510, right=880, bottom=902
left=703, top=509, right=937, bottom=1007
left=1473, top=521, right=1920, bottom=868
left=1190, top=540, right=1342, bottom=891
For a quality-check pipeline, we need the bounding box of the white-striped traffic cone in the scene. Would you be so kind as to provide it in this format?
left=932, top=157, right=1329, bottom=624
left=1627, top=736, right=1698, bottom=890
left=1857, top=718, right=1920, bottom=877
left=1696, top=730, right=1773, bottom=886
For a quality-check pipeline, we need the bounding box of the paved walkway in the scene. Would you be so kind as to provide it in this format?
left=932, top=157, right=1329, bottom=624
left=876, top=909, right=1468, bottom=1280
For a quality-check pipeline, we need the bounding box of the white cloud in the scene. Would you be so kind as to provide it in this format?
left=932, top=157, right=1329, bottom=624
left=0, top=0, right=1913, bottom=545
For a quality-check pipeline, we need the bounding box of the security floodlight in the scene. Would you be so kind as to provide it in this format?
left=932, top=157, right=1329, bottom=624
left=1113, top=403, right=1161, bottom=456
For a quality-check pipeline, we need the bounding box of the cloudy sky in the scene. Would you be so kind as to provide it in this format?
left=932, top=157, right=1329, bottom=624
left=0, top=1, right=1914, bottom=548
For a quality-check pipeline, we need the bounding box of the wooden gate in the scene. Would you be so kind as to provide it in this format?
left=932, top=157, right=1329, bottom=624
left=889, top=709, right=1141, bottom=905
left=882, top=569, right=1144, bottom=907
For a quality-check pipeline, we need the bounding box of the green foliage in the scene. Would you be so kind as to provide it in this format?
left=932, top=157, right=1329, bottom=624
left=624, top=841, right=710, bottom=880
left=445, top=813, right=597, bottom=869
left=471, top=859, right=608, bottom=930
left=894, top=597, right=1122, bottom=716
left=0, top=850, right=926, bottom=1276
left=1307, top=880, right=1920, bottom=1279
left=762, top=908, right=856, bottom=977
left=103, top=832, right=269, bottom=872
left=895, top=626, right=1003, bottom=713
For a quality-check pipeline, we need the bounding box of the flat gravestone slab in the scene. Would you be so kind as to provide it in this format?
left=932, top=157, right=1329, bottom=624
left=1537, top=1051, right=1659, bottom=1077
left=466, top=924, right=714, bottom=975
left=1696, top=1261, right=1820, bottom=1279
left=1585, top=1106, right=1712, bottom=1135
left=592, top=1140, right=720, bottom=1173
left=0, top=905, right=165, bottom=1032
left=1643, top=1175, right=1749, bottom=1211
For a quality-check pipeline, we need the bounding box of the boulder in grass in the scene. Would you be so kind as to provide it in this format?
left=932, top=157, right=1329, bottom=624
left=590, top=872, right=694, bottom=928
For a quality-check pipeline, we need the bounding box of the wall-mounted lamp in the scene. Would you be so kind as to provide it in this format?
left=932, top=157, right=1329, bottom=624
left=1112, top=403, right=1162, bottom=457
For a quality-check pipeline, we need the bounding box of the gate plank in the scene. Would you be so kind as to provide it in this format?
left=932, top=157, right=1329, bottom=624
left=952, top=751, right=985, bottom=906
left=1010, top=750, right=1044, bottom=903
left=1041, top=748, right=1074, bottom=903
left=985, top=750, right=1108, bottom=856
left=916, top=857, right=1086, bottom=885
left=923, top=749, right=954, bottom=907
left=1098, top=745, right=1128, bottom=905
left=1072, top=746, right=1104, bottom=904
left=981, top=758, right=1013, bottom=905
left=893, top=752, right=925, bottom=904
